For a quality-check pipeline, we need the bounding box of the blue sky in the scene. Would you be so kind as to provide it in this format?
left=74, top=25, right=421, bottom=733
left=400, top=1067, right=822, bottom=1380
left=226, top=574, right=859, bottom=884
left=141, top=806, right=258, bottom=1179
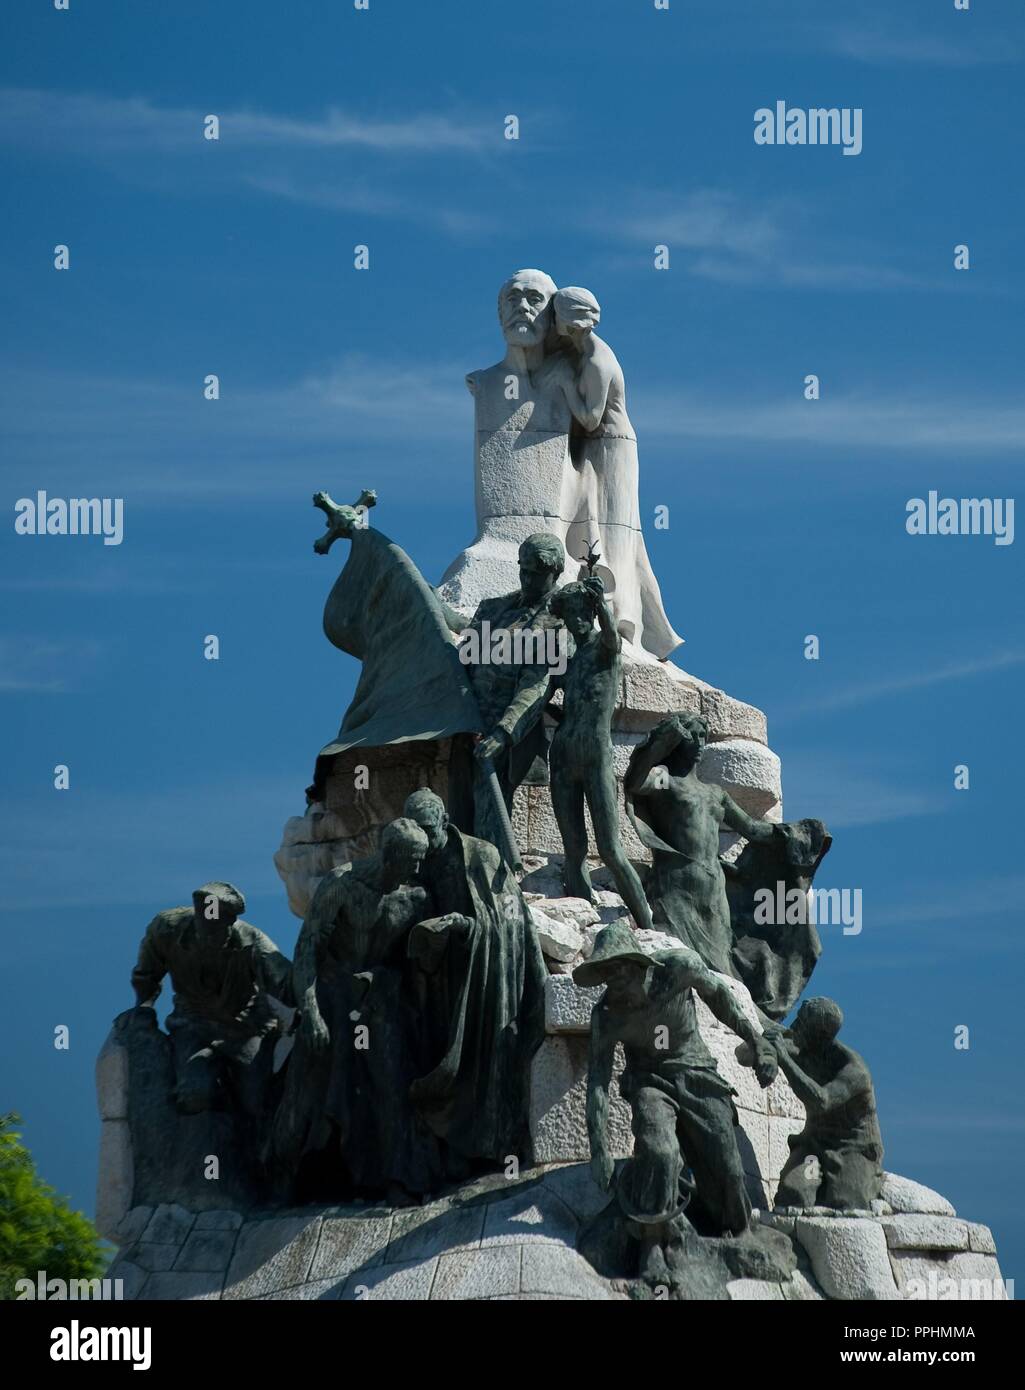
left=1, top=0, right=1023, bottom=1285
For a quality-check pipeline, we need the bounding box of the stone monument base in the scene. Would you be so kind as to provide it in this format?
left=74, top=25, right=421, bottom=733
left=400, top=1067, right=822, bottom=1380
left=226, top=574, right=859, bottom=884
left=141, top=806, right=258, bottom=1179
left=100, top=1166, right=1006, bottom=1302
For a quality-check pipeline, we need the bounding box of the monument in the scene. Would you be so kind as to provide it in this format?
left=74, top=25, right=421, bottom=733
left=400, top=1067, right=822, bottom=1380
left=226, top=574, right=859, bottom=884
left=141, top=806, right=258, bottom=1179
left=95, top=270, right=1007, bottom=1302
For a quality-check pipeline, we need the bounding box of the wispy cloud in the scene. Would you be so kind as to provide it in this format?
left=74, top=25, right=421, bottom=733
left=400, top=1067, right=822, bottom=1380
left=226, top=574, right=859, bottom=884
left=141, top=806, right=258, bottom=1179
left=819, top=23, right=1023, bottom=68
left=610, top=188, right=943, bottom=293
left=781, top=752, right=944, bottom=830
left=1, top=355, right=468, bottom=500
left=0, top=87, right=500, bottom=235
left=0, top=637, right=103, bottom=693
left=0, top=88, right=493, bottom=155
left=867, top=875, right=1025, bottom=931
left=633, top=383, right=1025, bottom=451
left=5, top=352, right=1025, bottom=512
left=781, top=650, right=1025, bottom=719
left=243, top=173, right=496, bottom=235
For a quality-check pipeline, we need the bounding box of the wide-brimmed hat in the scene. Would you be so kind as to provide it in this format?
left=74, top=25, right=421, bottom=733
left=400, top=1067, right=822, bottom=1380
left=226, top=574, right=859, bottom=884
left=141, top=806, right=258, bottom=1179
left=573, top=919, right=661, bottom=987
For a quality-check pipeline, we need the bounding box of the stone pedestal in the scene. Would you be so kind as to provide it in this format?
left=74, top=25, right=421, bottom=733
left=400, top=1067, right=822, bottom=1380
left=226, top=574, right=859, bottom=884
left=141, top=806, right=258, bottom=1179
left=100, top=1167, right=1008, bottom=1302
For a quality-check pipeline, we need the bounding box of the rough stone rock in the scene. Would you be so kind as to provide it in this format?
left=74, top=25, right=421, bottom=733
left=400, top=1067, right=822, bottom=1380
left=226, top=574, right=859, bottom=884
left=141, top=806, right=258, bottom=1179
left=882, top=1215, right=969, bottom=1252
left=926, top=1251, right=1009, bottom=1300
left=782, top=1267, right=827, bottom=1301
left=274, top=740, right=454, bottom=917
left=530, top=896, right=601, bottom=930
left=100, top=1011, right=270, bottom=1221
left=719, top=1223, right=796, bottom=1282
left=257, top=1278, right=340, bottom=1301
left=544, top=975, right=604, bottom=1034
left=728, top=1279, right=783, bottom=1300
left=795, top=1216, right=899, bottom=1301
left=529, top=907, right=584, bottom=962
left=880, top=1172, right=956, bottom=1216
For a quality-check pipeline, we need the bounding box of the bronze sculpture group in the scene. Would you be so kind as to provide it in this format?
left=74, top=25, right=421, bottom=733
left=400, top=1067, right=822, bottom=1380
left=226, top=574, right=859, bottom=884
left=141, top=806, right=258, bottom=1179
left=120, top=271, right=884, bottom=1297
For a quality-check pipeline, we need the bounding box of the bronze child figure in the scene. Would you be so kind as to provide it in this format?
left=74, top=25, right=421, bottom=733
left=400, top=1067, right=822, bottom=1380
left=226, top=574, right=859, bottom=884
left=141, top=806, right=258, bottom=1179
left=547, top=577, right=654, bottom=932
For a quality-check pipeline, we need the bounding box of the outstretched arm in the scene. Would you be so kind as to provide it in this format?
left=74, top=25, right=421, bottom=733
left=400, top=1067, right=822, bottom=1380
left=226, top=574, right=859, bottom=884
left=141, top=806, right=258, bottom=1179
left=772, top=1042, right=867, bottom=1114
left=666, top=952, right=778, bottom=1086
left=586, top=1007, right=619, bottom=1191
left=721, top=790, right=782, bottom=845
left=624, top=722, right=682, bottom=795
left=591, top=583, right=621, bottom=655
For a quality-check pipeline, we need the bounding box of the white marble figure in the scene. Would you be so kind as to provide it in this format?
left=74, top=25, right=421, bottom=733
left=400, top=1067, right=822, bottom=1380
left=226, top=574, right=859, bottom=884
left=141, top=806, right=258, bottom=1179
left=551, top=286, right=681, bottom=661
left=438, top=269, right=682, bottom=661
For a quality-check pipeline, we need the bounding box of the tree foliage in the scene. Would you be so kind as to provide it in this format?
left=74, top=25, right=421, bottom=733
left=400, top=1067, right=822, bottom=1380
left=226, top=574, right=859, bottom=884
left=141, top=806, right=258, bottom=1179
left=0, top=1112, right=105, bottom=1299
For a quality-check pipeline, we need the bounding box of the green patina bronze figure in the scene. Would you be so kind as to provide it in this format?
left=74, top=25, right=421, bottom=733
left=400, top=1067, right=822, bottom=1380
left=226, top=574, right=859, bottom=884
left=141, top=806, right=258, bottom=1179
left=131, top=881, right=292, bottom=1117
left=625, top=712, right=785, bottom=976
left=759, top=997, right=884, bottom=1211
left=272, top=819, right=442, bottom=1201
left=547, top=577, right=654, bottom=931
left=442, top=532, right=568, bottom=856
left=726, top=817, right=832, bottom=1020
left=402, top=789, right=547, bottom=1179
left=574, top=921, right=780, bottom=1293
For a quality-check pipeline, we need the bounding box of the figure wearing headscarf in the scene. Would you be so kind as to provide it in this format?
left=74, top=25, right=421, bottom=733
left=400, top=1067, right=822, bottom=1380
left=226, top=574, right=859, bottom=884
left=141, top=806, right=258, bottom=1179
left=272, top=818, right=444, bottom=1201
left=403, top=789, right=548, bottom=1177
left=551, top=286, right=682, bottom=661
